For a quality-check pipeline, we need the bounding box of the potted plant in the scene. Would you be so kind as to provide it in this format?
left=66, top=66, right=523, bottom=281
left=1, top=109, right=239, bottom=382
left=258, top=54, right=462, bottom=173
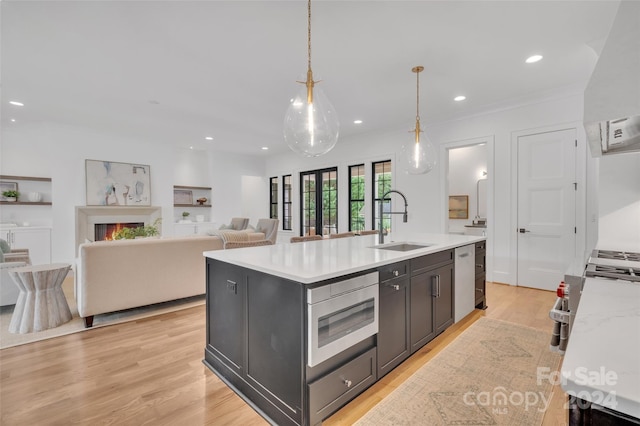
left=113, top=218, right=162, bottom=240
left=180, top=211, right=191, bottom=223
left=2, top=190, right=19, bottom=202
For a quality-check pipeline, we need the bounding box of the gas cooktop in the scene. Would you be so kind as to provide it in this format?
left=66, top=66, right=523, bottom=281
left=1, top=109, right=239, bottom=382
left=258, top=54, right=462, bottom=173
left=592, top=249, right=640, bottom=262
left=584, top=263, right=640, bottom=282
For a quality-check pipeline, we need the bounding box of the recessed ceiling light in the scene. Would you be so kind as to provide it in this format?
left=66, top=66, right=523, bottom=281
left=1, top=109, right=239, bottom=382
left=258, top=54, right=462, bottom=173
left=454, top=95, right=466, bottom=102
left=525, top=55, right=543, bottom=64
left=353, top=120, right=363, bottom=124
left=9, top=101, right=24, bottom=107
left=261, top=147, right=269, bottom=150
left=10, top=118, right=16, bottom=122
left=205, top=136, right=213, bottom=141
left=189, top=146, right=194, bottom=150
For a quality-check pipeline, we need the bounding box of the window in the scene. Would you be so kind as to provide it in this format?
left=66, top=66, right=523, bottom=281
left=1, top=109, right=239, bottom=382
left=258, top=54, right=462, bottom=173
left=300, top=167, right=338, bottom=236
left=372, top=160, right=392, bottom=233
left=349, top=164, right=365, bottom=232
left=283, top=175, right=292, bottom=230
left=269, top=177, right=278, bottom=219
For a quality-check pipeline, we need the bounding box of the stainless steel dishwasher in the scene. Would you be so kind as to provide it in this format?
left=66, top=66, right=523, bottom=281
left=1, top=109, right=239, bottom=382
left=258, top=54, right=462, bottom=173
left=454, top=244, right=476, bottom=322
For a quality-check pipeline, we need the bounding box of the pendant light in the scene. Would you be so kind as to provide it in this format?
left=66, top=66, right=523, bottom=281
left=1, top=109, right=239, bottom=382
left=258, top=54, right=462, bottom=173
left=401, top=66, right=436, bottom=174
left=284, top=0, right=339, bottom=157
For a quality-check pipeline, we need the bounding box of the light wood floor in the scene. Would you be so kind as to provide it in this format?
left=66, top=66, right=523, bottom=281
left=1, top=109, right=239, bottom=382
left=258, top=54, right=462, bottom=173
left=0, top=281, right=567, bottom=425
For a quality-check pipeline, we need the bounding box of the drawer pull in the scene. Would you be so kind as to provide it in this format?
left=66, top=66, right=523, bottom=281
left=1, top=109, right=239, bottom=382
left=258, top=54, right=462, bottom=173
left=476, top=264, right=484, bottom=268
left=344, top=379, right=352, bottom=388
left=393, top=270, right=399, bottom=277
left=476, top=288, right=484, bottom=293
left=392, top=284, right=400, bottom=291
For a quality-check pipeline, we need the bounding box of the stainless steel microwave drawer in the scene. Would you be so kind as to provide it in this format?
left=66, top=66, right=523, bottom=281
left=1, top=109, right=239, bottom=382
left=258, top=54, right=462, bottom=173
left=308, top=347, right=377, bottom=425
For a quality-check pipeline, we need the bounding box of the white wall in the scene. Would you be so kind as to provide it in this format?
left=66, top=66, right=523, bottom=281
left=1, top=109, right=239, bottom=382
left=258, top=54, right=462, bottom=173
left=1, top=122, right=265, bottom=264
left=266, top=92, right=596, bottom=285
left=597, top=152, right=640, bottom=250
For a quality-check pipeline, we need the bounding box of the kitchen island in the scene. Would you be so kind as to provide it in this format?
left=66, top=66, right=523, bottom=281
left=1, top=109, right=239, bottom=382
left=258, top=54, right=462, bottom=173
left=561, top=277, right=640, bottom=424
left=203, top=233, right=485, bottom=426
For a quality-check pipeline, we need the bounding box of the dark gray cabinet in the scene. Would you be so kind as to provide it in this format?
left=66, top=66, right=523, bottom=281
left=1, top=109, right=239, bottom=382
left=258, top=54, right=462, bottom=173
left=377, top=261, right=410, bottom=378
left=410, top=253, right=454, bottom=352
left=475, top=240, right=487, bottom=309
left=378, top=250, right=454, bottom=378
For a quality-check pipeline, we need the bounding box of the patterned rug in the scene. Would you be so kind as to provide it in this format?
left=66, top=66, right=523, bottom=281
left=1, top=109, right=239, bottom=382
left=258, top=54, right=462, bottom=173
left=355, top=317, right=562, bottom=425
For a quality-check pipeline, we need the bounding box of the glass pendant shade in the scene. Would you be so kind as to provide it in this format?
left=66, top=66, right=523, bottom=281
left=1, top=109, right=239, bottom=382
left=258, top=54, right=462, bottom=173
left=284, top=83, right=339, bottom=157
left=402, top=133, right=437, bottom=174
left=401, top=65, right=436, bottom=175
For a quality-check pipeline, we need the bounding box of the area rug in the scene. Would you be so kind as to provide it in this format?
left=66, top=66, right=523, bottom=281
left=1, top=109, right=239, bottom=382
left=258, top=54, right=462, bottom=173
left=0, top=278, right=205, bottom=349
left=355, top=317, right=562, bottom=425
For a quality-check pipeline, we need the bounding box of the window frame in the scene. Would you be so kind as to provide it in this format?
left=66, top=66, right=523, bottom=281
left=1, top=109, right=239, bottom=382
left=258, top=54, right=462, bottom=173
left=299, top=167, right=338, bottom=237
left=282, top=174, right=292, bottom=230
left=269, top=176, right=278, bottom=220
left=372, top=160, right=392, bottom=232
left=348, top=164, right=366, bottom=232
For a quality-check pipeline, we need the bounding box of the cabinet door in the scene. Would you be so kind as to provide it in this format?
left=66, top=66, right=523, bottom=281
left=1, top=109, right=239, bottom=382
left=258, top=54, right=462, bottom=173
left=207, top=260, right=245, bottom=373
left=410, top=271, right=435, bottom=352
left=433, top=264, right=454, bottom=335
left=377, top=278, right=410, bottom=378
left=11, top=228, right=51, bottom=264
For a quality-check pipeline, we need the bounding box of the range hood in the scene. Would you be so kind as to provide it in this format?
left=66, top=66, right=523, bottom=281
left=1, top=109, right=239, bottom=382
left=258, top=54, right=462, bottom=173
left=585, top=115, right=640, bottom=156
left=584, top=1, right=640, bottom=157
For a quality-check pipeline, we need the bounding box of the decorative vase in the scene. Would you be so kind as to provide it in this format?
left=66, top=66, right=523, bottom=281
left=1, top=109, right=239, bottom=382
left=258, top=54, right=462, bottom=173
left=28, top=192, right=42, bottom=202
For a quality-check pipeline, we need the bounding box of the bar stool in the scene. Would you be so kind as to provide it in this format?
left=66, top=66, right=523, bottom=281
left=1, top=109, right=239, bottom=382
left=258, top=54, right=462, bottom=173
left=8, top=263, right=72, bottom=333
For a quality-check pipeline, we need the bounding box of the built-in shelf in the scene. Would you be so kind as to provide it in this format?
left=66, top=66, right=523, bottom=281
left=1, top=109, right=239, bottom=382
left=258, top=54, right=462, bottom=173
left=0, top=201, right=52, bottom=206
left=0, top=175, right=53, bottom=205
left=173, top=185, right=212, bottom=208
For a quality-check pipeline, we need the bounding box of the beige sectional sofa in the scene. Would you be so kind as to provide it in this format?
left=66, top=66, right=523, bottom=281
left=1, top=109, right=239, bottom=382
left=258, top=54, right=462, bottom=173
left=76, top=235, right=224, bottom=327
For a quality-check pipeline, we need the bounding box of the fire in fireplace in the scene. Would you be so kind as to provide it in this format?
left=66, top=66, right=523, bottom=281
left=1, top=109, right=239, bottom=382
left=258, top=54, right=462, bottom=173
left=95, top=222, right=144, bottom=241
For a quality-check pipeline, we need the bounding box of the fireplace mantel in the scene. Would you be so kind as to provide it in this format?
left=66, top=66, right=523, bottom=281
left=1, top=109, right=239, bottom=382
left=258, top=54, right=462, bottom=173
left=75, top=206, right=162, bottom=253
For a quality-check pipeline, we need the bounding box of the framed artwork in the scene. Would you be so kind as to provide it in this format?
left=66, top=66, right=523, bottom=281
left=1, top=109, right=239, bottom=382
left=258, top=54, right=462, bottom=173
left=448, top=195, right=469, bottom=219
left=85, top=160, right=151, bottom=206
left=173, top=189, right=193, bottom=205
left=0, top=181, right=18, bottom=201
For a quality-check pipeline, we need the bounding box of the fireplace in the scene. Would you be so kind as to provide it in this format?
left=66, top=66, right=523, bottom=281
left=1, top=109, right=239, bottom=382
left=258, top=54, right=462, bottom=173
left=75, top=206, right=162, bottom=253
left=95, top=222, right=144, bottom=241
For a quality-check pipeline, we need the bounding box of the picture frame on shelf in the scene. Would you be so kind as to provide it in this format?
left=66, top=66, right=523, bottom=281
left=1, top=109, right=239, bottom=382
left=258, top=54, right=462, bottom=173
left=173, top=189, right=193, bottom=205
left=0, top=181, right=18, bottom=201
left=448, top=195, right=469, bottom=219
left=85, top=160, right=151, bottom=206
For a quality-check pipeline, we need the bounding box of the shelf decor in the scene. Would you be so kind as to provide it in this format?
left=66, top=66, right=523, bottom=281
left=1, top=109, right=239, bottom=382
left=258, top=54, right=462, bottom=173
left=448, top=195, right=469, bottom=219
left=0, top=181, right=18, bottom=202
left=85, top=160, right=151, bottom=206
left=173, top=189, right=193, bottom=205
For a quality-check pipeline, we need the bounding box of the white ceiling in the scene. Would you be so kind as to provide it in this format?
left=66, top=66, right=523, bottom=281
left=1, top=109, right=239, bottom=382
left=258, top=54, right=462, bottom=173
left=1, top=1, right=621, bottom=156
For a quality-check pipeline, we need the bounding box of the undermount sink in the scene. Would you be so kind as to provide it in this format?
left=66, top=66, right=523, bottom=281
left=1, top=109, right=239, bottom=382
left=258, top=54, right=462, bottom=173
left=373, top=242, right=433, bottom=252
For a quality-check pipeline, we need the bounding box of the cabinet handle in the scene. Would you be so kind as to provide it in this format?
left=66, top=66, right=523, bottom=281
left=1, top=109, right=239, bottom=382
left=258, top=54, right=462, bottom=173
left=458, top=252, right=469, bottom=258
left=392, top=284, right=400, bottom=291
left=432, top=275, right=441, bottom=298
left=343, top=379, right=352, bottom=388
left=476, top=264, right=484, bottom=268
left=476, top=288, right=484, bottom=293
left=393, top=270, right=399, bottom=277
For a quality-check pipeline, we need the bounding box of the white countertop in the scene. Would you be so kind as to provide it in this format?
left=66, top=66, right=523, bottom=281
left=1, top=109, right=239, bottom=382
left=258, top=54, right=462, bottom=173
left=204, top=233, right=485, bottom=284
left=561, top=277, right=640, bottom=418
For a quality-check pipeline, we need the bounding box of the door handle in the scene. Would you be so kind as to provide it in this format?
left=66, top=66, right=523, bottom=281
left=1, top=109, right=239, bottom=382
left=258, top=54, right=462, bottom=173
left=432, top=275, right=441, bottom=298
left=458, top=252, right=469, bottom=258
left=518, top=228, right=530, bottom=233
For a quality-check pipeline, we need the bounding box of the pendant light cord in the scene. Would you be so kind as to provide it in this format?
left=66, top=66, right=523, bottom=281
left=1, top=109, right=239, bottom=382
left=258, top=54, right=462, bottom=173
left=415, top=69, right=420, bottom=123
left=307, top=0, right=312, bottom=72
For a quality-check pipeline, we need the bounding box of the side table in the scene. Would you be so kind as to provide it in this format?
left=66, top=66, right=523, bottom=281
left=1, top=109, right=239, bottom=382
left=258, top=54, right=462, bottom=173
left=9, top=263, right=72, bottom=334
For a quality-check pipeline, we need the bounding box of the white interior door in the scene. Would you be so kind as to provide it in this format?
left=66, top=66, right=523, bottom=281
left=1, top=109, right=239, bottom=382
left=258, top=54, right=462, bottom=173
left=517, top=129, right=576, bottom=291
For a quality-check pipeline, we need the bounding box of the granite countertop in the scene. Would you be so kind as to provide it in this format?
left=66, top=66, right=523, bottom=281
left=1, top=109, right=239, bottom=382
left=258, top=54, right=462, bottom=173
left=204, top=233, right=485, bottom=284
left=561, top=277, right=640, bottom=418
